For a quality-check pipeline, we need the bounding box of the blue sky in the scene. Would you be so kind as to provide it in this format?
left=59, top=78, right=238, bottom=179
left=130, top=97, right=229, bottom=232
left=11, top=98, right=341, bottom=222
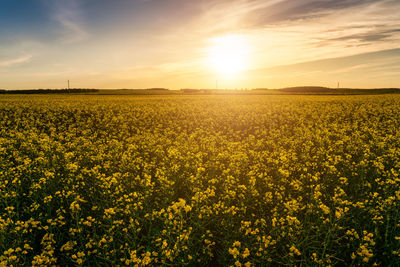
left=0, top=0, right=399, bottom=89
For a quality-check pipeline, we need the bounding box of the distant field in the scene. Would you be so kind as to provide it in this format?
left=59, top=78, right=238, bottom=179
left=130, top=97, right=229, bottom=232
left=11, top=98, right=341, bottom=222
left=1, top=94, right=400, bottom=266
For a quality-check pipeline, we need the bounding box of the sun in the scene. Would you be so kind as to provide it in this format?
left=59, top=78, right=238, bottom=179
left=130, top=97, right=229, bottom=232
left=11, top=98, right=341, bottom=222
left=207, top=34, right=250, bottom=76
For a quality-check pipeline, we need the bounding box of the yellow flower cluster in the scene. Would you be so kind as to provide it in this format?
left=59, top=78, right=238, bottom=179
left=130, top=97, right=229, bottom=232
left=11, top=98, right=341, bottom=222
left=1, top=94, right=400, bottom=265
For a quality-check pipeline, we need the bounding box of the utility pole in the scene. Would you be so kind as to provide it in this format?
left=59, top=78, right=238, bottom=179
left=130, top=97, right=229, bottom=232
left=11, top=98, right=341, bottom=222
left=337, top=82, right=340, bottom=89
left=67, top=80, right=70, bottom=90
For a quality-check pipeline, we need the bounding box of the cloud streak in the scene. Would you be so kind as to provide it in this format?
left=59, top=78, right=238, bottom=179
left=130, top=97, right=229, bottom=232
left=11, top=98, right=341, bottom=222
left=0, top=55, right=32, bottom=67
left=46, top=0, right=89, bottom=43
left=202, top=0, right=400, bottom=68
left=246, top=48, right=400, bottom=88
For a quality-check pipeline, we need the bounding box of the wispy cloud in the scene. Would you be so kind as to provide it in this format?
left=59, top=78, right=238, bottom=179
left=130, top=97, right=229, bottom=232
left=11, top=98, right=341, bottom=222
left=260, top=48, right=400, bottom=73
left=0, top=55, right=32, bottom=67
left=45, top=0, right=89, bottom=43
left=199, top=0, right=394, bottom=29
left=194, top=0, right=400, bottom=69
left=22, top=70, right=74, bottom=77
left=245, top=48, right=400, bottom=88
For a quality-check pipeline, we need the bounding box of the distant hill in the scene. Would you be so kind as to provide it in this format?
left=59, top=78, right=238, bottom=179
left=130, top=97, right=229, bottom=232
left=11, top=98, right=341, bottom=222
left=273, top=86, right=400, bottom=94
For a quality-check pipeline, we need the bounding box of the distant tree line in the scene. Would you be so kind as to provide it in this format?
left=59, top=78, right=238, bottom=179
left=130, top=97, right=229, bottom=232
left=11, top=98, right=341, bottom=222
left=0, top=89, right=99, bottom=94
left=1, top=87, right=399, bottom=95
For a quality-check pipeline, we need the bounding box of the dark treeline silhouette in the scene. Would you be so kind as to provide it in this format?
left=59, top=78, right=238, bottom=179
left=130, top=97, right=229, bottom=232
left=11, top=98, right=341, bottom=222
left=181, top=89, right=204, bottom=93
left=1, top=87, right=400, bottom=95
left=145, top=88, right=169, bottom=91
left=0, top=89, right=99, bottom=94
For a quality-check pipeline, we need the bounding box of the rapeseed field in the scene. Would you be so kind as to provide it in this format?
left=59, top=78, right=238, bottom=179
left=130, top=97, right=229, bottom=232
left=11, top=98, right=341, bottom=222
left=1, top=94, right=400, bottom=266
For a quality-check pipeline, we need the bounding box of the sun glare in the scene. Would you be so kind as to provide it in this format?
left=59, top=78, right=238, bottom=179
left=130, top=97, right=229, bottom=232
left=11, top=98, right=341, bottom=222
left=207, top=34, right=250, bottom=76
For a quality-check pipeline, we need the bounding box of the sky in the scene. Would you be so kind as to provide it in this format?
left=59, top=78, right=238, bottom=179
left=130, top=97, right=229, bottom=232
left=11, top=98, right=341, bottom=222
left=0, top=0, right=399, bottom=89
